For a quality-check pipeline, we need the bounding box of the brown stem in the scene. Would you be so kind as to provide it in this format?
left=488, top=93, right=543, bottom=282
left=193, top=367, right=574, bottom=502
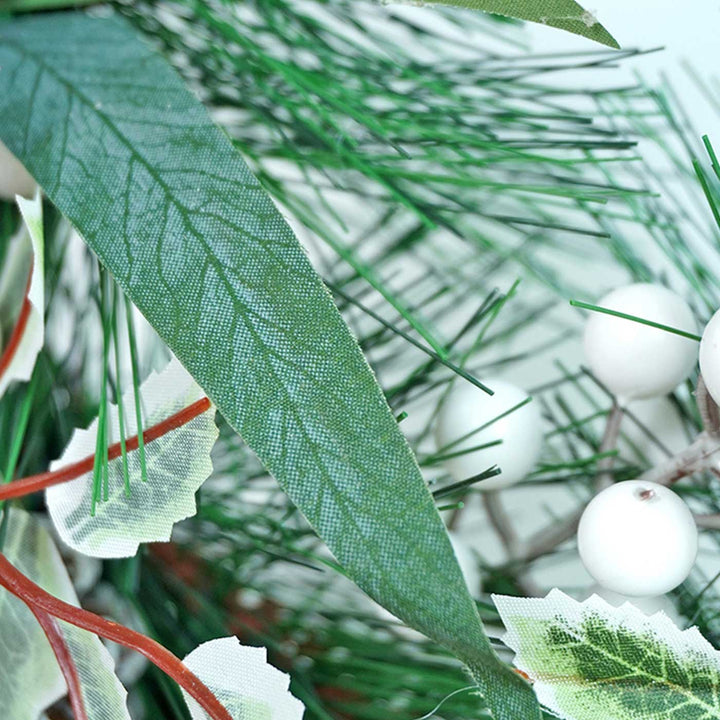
left=30, top=606, right=88, bottom=720
left=697, top=375, right=720, bottom=437
left=0, top=553, right=232, bottom=720
left=0, top=397, right=211, bottom=501
left=695, top=514, right=720, bottom=530
left=634, top=432, right=719, bottom=486
left=514, top=378, right=720, bottom=564
left=594, top=402, right=624, bottom=491
left=519, top=508, right=583, bottom=564
left=483, top=492, right=519, bottom=559
left=514, top=403, right=624, bottom=563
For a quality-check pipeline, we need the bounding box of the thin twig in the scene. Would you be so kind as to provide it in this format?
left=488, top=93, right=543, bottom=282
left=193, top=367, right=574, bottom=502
left=483, top=492, right=520, bottom=559
left=519, top=429, right=720, bottom=563
left=515, top=403, right=624, bottom=563
left=594, top=402, right=624, bottom=491
left=697, top=374, right=720, bottom=437
left=634, top=432, right=720, bottom=486
left=518, top=508, right=584, bottom=564
left=695, top=514, right=720, bottom=530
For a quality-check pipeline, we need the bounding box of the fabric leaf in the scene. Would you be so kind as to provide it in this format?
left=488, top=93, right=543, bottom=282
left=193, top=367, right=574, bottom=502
left=0, top=508, right=131, bottom=720
left=420, top=0, right=618, bottom=48
left=181, top=637, right=304, bottom=720
left=46, top=358, right=218, bottom=558
left=0, top=190, right=44, bottom=398
left=494, top=588, right=720, bottom=720
left=0, top=13, right=539, bottom=718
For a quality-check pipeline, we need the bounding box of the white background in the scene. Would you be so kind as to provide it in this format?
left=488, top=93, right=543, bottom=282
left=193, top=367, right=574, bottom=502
left=526, top=0, right=720, bottom=135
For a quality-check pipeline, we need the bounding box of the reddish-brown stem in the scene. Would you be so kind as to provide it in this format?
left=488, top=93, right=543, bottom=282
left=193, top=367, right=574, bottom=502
left=0, top=553, right=232, bottom=720
left=0, top=262, right=33, bottom=379
left=0, top=397, right=212, bottom=501
left=29, top=605, right=88, bottom=720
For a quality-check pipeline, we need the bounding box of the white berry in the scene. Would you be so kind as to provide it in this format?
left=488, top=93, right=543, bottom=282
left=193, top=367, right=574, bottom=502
left=578, top=480, right=697, bottom=597
left=0, top=140, right=36, bottom=201
left=435, top=378, right=542, bottom=490
left=583, top=283, right=697, bottom=402
left=699, top=308, right=720, bottom=406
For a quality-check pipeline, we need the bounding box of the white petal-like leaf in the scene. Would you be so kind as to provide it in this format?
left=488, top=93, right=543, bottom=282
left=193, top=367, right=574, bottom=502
left=494, top=588, right=720, bottom=720
left=0, top=190, right=44, bottom=398
left=46, top=358, right=218, bottom=558
left=0, top=508, right=130, bottom=720
left=182, top=637, right=305, bottom=720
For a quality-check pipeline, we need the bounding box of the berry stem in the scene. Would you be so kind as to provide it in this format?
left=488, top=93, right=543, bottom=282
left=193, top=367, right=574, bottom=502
left=594, top=401, right=624, bottom=491
left=695, top=514, right=720, bottom=529
left=0, top=397, right=211, bottom=501
left=29, top=605, right=88, bottom=720
left=483, top=492, right=520, bottom=559
left=697, top=374, right=720, bottom=437
left=634, top=432, right=719, bottom=487
left=0, top=552, right=233, bottom=720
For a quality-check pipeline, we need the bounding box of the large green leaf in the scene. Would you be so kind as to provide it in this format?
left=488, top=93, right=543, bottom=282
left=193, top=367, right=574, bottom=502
left=495, top=589, right=720, bottom=720
left=424, top=0, right=619, bottom=48
left=0, top=12, right=539, bottom=718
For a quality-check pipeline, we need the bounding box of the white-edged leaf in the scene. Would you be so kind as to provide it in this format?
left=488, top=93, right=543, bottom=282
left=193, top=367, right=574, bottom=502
left=182, top=637, right=304, bottom=720
left=46, top=358, right=218, bottom=558
left=0, top=508, right=131, bottom=720
left=58, top=619, right=133, bottom=720
left=494, top=588, right=720, bottom=720
left=0, top=190, right=44, bottom=398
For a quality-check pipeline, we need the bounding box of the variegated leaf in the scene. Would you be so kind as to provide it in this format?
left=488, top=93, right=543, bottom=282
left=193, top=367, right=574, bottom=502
left=182, top=637, right=304, bottom=720
left=0, top=508, right=131, bottom=720
left=46, top=358, right=218, bottom=558
left=494, top=588, right=720, bottom=720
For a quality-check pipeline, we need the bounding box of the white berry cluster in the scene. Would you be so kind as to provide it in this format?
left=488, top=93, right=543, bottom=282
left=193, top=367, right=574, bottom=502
left=435, top=282, right=719, bottom=604
left=579, top=283, right=706, bottom=599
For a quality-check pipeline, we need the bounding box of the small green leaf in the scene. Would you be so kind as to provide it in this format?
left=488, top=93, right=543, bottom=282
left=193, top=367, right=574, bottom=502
left=0, top=12, right=540, bottom=718
left=46, top=359, right=218, bottom=558
left=420, top=0, right=619, bottom=48
left=494, top=588, right=720, bottom=720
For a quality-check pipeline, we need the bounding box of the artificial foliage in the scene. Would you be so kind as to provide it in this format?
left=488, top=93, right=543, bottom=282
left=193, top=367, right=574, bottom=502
left=496, top=590, right=720, bottom=720
left=0, top=12, right=538, bottom=717
left=0, top=0, right=719, bottom=719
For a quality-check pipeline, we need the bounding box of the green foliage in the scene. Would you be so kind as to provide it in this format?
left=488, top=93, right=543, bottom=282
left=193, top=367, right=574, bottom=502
left=0, top=10, right=539, bottom=718
left=2, top=0, right=718, bottom=719
left=496, top=590, right=720, bottom=720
